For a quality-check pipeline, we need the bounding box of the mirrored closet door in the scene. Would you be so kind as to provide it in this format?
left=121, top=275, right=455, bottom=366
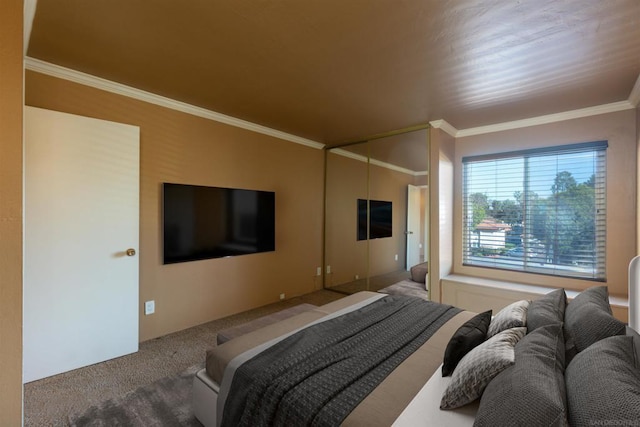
left=323, top=128, right=430, bottom=295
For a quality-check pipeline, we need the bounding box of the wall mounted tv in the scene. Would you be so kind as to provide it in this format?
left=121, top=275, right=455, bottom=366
left=163, top=183, right=275, bottom=264
left=357, top=199, right=392, bottom=241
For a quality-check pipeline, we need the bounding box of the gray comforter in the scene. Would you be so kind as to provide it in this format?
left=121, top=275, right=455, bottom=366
left=221, top=294, right=460, bottom=427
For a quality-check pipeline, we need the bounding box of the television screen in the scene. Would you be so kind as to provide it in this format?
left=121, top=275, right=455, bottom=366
left=163, top=183, right=275, bottom=264
left=357, top=199, right=392, bottom=240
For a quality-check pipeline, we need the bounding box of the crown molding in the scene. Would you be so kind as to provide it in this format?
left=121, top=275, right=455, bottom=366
left=24, top=57, right=325, bottom=150
left=25, top=58, right=639, bottom=147
left=330, top=148, right=368, bottom=163
left=432, top=72, right=640, bottom=138
left=370, top=158, right=423, bottom=176
left=330, top=148, right=427, bottom=176
left=455, top=100, right=635, bottom=138
left=429, top=119, right=458, bottom=138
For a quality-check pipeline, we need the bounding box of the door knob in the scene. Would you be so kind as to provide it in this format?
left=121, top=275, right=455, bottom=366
left=126, top=248, right=136, bottom=257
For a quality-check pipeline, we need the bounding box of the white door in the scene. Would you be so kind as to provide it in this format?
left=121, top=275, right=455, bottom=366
left=406, top=185, right=421, bottom=270
left=24, top=106, right=140, bottom=383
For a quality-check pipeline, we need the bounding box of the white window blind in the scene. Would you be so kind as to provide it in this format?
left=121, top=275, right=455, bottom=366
left=462, top=141, right=607, bottom=281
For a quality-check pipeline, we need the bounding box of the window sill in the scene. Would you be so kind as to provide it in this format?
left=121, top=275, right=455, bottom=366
left=441, top=274, right=628, bottom=321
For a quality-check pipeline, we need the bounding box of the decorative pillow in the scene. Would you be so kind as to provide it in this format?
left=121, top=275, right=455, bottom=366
left=487, top=300, right=530, bottom=338
left=527, top=288, right=566, bottom=333
left=410, top=262, right=428, bottom=284
left=564, top=286, right=625, bottom=360
left=442, top=310, right=492, bottom=376
left=475, top=323, right=568, bottom=426
left=565, top=335, right=640, bottom=426
left=626, top=326, right=640, bottom=365
left=440, top=327, right=526, bottom=410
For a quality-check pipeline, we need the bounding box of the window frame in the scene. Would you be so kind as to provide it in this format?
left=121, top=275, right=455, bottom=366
left=461, top=141, right=608, bottom=281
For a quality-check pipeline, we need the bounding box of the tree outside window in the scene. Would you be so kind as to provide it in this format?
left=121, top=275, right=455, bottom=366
left=462, top=142, right=607, bottom=281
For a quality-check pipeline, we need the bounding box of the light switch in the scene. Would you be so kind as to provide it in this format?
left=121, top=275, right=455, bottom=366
left=145, top=300, right=155, bottom=315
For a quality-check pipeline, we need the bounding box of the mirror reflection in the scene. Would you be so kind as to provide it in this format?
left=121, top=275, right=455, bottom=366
left=324, top=128, right=430, bottom=296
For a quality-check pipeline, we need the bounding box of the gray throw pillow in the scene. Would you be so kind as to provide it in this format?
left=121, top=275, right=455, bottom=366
left=440, top=327, right=526, bottom=410
left=442, top=310, right=492, bottom=376
left=475, top=323, right=568, bottom=427
left=487, top=300, right=530, bottom=338
left=626, top=326, right=640, bottom=367
left=565, top=335, right=640, bottom=426
left=410, top=262, right=428, bottom=284
left=527, top=288, right=566, bottom=333
left=564, top=286, right=625, bottom=360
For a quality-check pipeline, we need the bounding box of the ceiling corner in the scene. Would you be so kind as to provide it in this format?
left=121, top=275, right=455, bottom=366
left=24, top=0, right=38, bottom=56
left=429, top=120, right=458, bottom=138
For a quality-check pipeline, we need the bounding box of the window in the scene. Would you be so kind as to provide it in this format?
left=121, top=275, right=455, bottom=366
left=462, top=141, right=607, bottom=281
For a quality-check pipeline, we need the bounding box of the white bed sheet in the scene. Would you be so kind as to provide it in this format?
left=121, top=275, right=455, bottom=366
left=392, top=363, right=478, bottom=427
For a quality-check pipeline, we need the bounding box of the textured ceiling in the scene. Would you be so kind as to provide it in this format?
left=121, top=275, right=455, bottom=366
left=27, top=0, right=640, bottom=147
left=337, top=129, right=430, bottom=173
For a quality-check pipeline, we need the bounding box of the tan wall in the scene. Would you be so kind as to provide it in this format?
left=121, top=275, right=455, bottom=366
left=26, top=71, right=325, bottom=341
left=325, top=152, right=368, bottom=286
left=324, top=152, right=412, bottom=286
left=438, top=131, right=455, bottom=280
left=428, top=128, right=440, bottom=302
left=0, top=0, right=24, bottom=423
left=453, top=110, right=637, bottom=298
left=369, top=162, right=413, bottom=275
left=428, top=127, right=455, bottom=302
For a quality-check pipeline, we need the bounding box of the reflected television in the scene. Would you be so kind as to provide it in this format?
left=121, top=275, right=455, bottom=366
left=357, top=199, right=392, bottom=240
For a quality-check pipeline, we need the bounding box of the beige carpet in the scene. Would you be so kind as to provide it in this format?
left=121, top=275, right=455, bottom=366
left=24, top=289, right=344, bottom=427
left=69, top=364, right=203, bottom=426
left=327, top=270, right=411, bottom=294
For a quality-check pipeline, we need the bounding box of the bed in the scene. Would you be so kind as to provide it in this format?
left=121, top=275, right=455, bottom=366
left=193, top=259, right=640, bottom=427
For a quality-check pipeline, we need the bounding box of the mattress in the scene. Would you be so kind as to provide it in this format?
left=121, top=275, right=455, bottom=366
left=198, top=291, right=477, bottom=426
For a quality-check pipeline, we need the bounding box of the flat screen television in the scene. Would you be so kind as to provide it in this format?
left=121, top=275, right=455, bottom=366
left=357, top=199, right=392, bottom=240
left=163, top=183, right=275, bottom=264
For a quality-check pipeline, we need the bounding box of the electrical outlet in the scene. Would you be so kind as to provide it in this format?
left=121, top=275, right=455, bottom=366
left=355, top=274, right=359, bottom=280
left=144, top=300, right=155, bottom=315
left=316, top=267, right=322, bottom=276
left=279, top=293, right=285, bottom=300
left=326, top=265, right=331, bottom=274
left=394, top=254, right=398, bottom=261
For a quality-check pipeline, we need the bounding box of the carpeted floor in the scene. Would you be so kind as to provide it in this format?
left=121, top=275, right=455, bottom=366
left=23, top=289, right=345, bottom=427
left=327, top=270, right=411, bottom=294
left=69, top=364, right=203, bottom=427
